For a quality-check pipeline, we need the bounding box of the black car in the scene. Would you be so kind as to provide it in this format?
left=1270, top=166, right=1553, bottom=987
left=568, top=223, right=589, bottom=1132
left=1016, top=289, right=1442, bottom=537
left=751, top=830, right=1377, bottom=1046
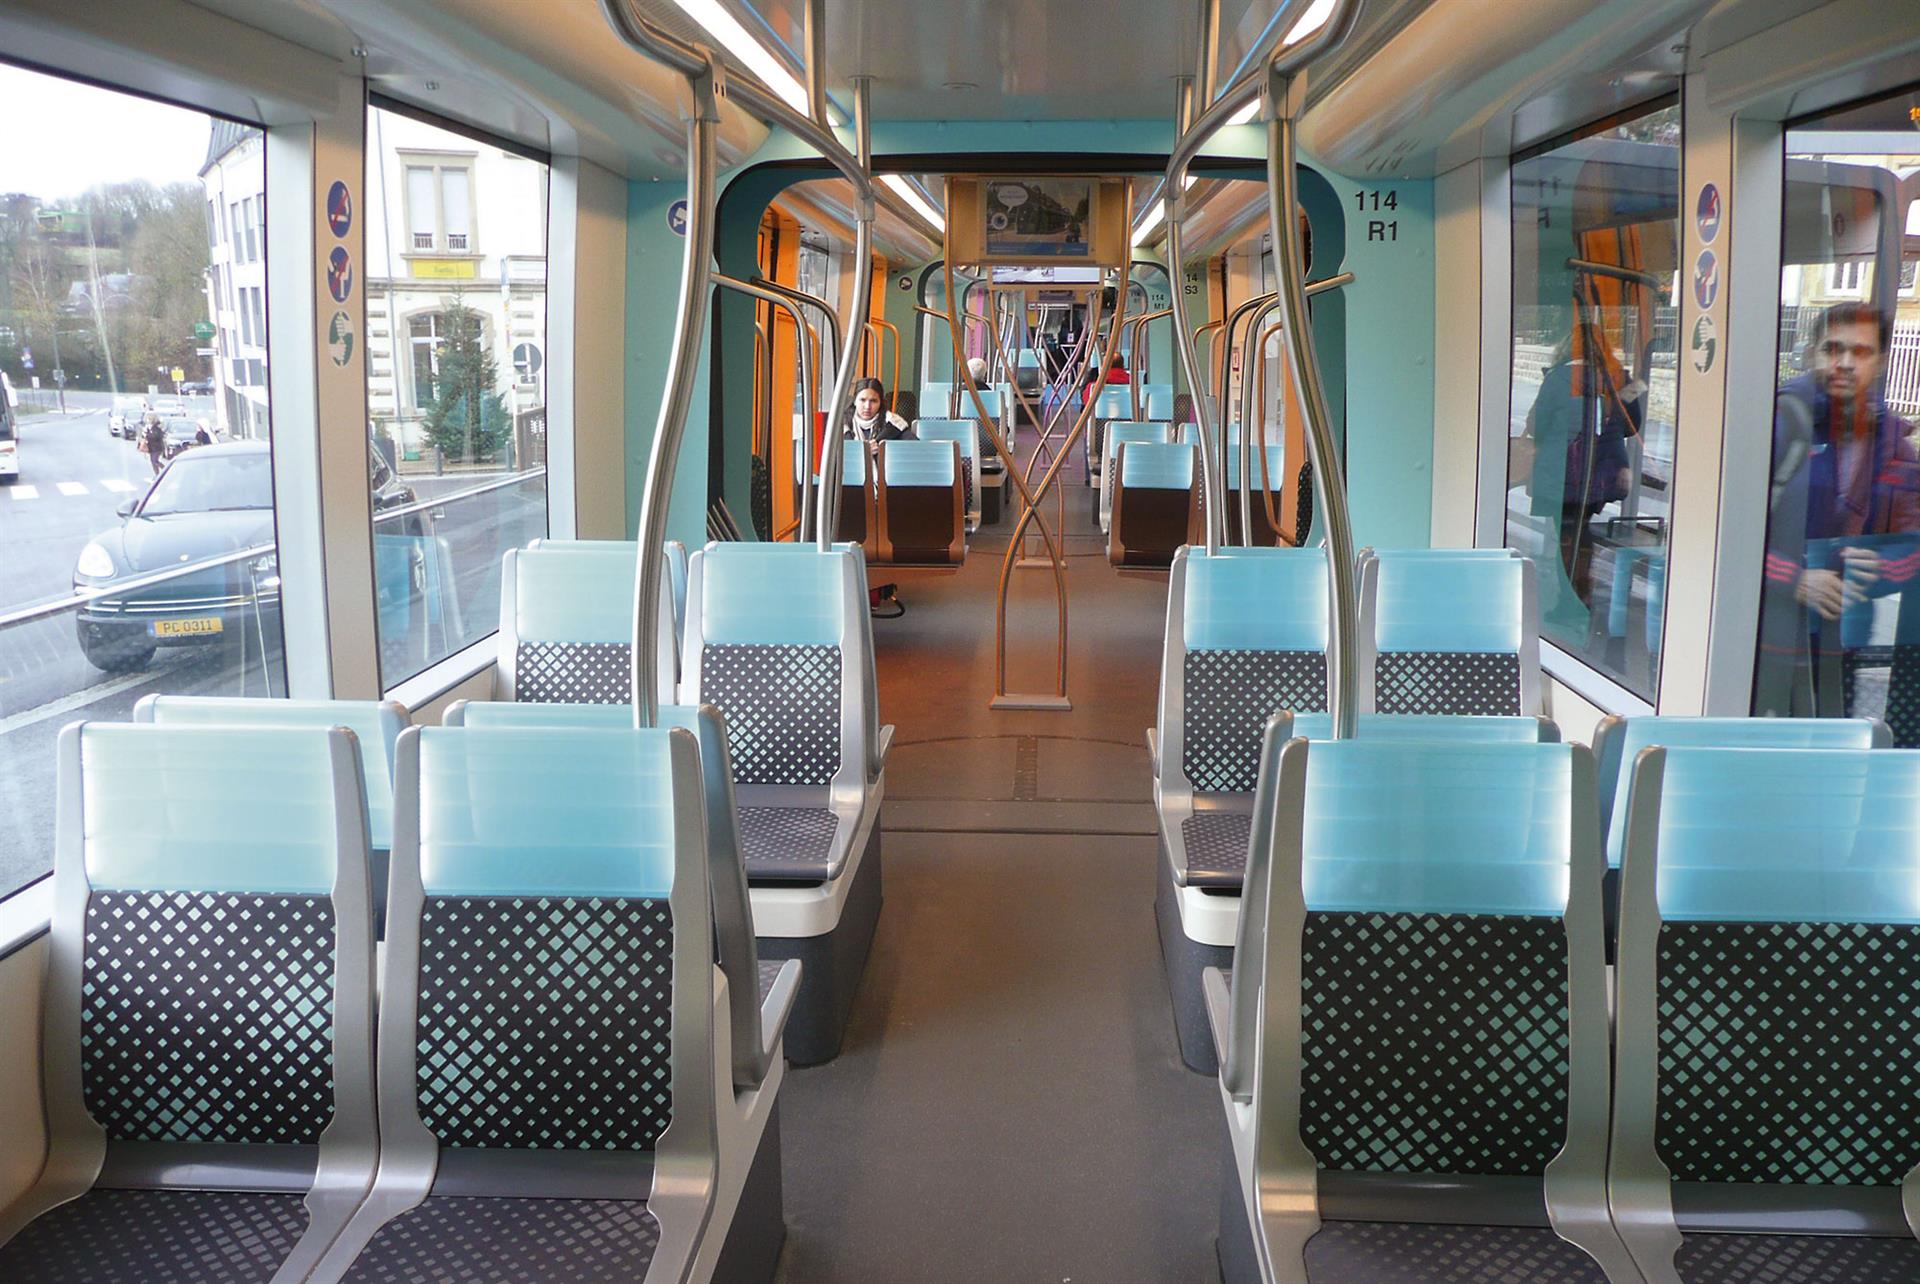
left=73, top=441, right=279, bottom=671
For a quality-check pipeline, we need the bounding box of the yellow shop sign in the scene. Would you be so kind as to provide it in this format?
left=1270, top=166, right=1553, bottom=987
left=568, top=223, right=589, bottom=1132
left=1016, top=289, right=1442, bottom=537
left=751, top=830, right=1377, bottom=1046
left=410, top=258, right=478, bottom=280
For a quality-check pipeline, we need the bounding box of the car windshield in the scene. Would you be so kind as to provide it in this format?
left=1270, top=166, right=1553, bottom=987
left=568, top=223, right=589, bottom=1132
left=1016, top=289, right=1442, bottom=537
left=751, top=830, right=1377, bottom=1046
left=163, top=418, right=197, bottom=436
left=140, top=452, right=273, bottom=516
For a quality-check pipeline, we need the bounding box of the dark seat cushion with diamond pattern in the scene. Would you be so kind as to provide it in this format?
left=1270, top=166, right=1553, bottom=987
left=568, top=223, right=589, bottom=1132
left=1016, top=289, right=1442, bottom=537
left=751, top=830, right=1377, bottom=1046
left=738, top=805, right=840, bottom=882
left=757, top=959, right=784, bottom=1004
left=0, top=1188, right=310, bottom=1284
left=1179, top=811, right=1252, bottom=888
left=1673, top=1231, right=1920, bottom=1283
left=339, top=1196, right=659, bottom=1284
left=1303, top=1220, right=1607, bottom=1283
left=701, top=643, right=841, bottom=786
left=515, top=641, right=631, bottom=704
left=1183, top=649, right=1327, bottom=793
left=1375, top=651, right=1523, bottom=716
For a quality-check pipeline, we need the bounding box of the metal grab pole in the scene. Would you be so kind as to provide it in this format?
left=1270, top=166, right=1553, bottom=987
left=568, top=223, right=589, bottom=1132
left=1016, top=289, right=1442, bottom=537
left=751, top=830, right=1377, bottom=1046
left=814, top=78, right=875, bottom=551
left=631, top=69, right=720, bottom=729
left=1266, top=64, right=1359, bottom=737
left=755, top=277, right=838, bottom=540
left=1236, top=297, right=1282, bottom=544
left=712, top=274, right=815, bottom=541
left=1165, top=194, right=1224, bottom=553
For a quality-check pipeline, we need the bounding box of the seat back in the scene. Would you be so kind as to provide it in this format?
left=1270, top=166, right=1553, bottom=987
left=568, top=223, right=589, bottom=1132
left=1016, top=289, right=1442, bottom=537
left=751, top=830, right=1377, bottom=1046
left=920, top=380, right=956, bottom=418
left=914, top=418, right=981, bottom=525
left=1281, top=711, right=1559, bottom=742
left=1612, top=746, right=1920, bottom=1242
left=876, top=439, right=964, bottom=566
left=41, top=723, right=376, bottom=1215
left=684, top=542, right=877, bottom=794
left=1594, top=715, right=1888, bottom=870
left=1098, top=422, right=1166, bottom=530
left=1220, top=442, right=1290, bottom=546
left=1109, top=441, right=1197, bottom=569
left=134, top=695, right=405, bottom=851
left=382, top=725, right=713, bottom=1199
left=1094, top=386, right=1134, bottom=420
left=1359, top=548, right=1541, bottom=715
left=1158, top=547, right=1330, bottom=801
left=1143, top=383, right=1176, bottom=421
left=1234, top=736, right=1611, bottom=1232
left=499, top=541, right=675, bottom=705
left=836, top=444, right=875, bottom=551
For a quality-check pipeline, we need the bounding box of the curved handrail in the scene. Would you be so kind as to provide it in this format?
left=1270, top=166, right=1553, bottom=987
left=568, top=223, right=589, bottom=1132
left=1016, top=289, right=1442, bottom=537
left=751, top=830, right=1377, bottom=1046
left=714, top=273, right=816, bottom=539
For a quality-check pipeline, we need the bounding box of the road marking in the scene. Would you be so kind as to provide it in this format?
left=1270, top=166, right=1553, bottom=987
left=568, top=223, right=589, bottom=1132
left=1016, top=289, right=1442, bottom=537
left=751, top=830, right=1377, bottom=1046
left=56, top=482, right=88, bottom=497
left=0, top=669, right=156, bottom=738
left=6, top=485, right=39, bottom=500
left=100, top=479, right=134, bottom=493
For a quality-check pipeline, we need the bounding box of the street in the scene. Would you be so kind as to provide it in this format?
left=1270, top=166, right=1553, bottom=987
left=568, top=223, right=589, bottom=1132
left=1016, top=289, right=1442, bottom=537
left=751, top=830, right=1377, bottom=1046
left=0, top=397, right=548, bottom=898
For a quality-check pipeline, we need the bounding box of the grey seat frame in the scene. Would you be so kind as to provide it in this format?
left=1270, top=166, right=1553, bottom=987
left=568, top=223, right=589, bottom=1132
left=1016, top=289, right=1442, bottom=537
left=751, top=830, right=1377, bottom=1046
left=1356, top=547, right=1543, bottom=717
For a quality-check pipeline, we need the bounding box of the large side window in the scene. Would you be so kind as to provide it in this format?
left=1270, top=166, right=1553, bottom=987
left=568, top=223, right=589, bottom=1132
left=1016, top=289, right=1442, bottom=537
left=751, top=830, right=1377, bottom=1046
left=1752, top=85, right=1920, bottom=741
left=1505, top=101, right=1682, bottom=700
left=365, top=102, right=549, bottom=687
left=0, top=63, right=284, bottom=901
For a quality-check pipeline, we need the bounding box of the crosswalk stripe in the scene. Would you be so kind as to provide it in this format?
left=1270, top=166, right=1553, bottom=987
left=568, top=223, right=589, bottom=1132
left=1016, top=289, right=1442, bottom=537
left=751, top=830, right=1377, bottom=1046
left=56, top=482, right=88, bottom=497
left=7, top=484, right=39, bottom=500
left=100, top=479, right=135, bottom=493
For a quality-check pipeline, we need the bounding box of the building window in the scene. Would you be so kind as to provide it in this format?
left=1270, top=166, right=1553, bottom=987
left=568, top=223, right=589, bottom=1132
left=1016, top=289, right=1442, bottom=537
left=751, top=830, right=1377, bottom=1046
left=0, top=62, right=281, bottom=904
left=368, top=102, right=547, bottom=690
left=402, top=156, right=476, bottom=255
left=1504, top=99, right=1681, bottom=701
left=1753, top=83, right=1920, bottom=741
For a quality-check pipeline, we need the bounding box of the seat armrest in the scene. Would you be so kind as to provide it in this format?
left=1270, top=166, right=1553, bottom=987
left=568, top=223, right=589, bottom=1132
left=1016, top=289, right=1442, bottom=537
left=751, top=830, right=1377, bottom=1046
left=875, top=724, right=896, bottom=775
left=1202, top=965, right=1233, bottom=1078
left=1145, top=727, right=1160, bottom=775
left=759, top=959, right=803, bottom=1068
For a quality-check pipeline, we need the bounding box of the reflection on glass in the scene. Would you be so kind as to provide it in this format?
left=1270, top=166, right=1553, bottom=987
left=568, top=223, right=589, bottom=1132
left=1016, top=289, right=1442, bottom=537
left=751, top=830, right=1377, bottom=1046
left=1505, top=101, right=1680, bottom=699
left=1753, top=86, right=1920, bottom=743
left=366, top=105, right=549, bottom=688
left=0, top=64, right=283, bottom=901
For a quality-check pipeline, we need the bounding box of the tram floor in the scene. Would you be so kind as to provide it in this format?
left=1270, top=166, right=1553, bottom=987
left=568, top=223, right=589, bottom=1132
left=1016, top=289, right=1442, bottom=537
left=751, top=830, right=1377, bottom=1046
left=772, top=458, right=1222, bottom=1282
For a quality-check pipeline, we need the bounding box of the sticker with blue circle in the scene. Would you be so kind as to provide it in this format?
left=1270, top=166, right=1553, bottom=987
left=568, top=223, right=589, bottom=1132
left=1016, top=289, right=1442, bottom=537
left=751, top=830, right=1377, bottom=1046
left=327, top=246, right=354, bottom=303
left=668, top=198, right=688, bottom=236
left=327, top=181, right=353, bottom=238
left=1695, top=182, right=1720, bottom=244
left=1692, top=248, right=1718, bottom=310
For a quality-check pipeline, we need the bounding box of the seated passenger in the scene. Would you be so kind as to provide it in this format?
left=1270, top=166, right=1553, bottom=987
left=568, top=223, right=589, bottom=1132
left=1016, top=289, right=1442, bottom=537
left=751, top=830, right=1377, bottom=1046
left=1084, top=353, right=1131, bottom=406
left=846, top=376, right=914, bottom=443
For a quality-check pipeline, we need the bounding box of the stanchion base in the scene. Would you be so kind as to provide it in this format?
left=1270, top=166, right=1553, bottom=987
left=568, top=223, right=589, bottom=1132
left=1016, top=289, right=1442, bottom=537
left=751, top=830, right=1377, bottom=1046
left=991, top=694, right=1073, bottom=711
left=1013, top=556, right=1059, bottom=570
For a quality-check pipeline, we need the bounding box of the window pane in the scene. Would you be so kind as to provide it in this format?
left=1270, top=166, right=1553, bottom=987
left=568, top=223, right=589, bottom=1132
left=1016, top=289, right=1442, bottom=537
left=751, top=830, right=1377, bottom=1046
left=1753, top=84, right=1920, bottom=742
left=0, top=69, right=284, bottom=902
left=1505, top=102, right=1682, bottom=699
left=405, top=165, right=436, bottom=249
left=368, top=107, right=548, bottom=688
left=442, top=167, right=471, bottom=251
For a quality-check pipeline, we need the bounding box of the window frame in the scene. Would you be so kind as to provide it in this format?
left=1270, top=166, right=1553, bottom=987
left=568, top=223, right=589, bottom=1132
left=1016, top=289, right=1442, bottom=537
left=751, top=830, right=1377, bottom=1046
left=396, top=150, right=479, bottom=258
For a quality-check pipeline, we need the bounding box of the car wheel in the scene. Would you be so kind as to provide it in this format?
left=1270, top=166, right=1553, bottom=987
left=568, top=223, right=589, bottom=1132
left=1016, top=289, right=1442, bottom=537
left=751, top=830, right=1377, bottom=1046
left=80, top=633, right=156, bottom=673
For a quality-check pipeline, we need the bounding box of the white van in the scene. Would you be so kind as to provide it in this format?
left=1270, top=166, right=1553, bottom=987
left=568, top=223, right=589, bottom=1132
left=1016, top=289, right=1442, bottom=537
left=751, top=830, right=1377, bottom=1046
left=109, top=394, right=147, bottom=439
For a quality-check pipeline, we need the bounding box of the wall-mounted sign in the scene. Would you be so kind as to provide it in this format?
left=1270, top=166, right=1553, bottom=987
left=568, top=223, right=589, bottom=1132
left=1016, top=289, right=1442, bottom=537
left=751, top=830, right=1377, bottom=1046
left=327, top=181, right=354, bottom=238
left=409, top=258, right=478, bottom=281
left=668, top=198, right=688, bottom=236
left=1695, top=183, right=1721, bottom=244
left=1692, top=249, right=1719, bottom=310
left=328, top=310, right=356, bottom=368
left=327, top=246, right=353, bottom=303
left=897, top=275, right=913, bottom=291
left=1690, top=314, right=1718, bottom=374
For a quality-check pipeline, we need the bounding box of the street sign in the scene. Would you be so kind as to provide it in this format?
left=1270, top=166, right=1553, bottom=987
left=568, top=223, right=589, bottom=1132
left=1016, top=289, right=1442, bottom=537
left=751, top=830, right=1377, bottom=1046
left=194, top=321, right=216, bottom=341
left=196, top=347, right=217, bottom=357
left=21, top=348, right=33, bottom=370
left=171, top=367, right=185, bottom=383
left=53, top=369, right=65, bottom=385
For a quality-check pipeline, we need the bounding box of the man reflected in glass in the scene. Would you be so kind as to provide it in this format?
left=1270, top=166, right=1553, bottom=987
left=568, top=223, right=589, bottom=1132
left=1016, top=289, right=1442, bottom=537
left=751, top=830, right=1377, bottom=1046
left=1756, top=302, right=1920, bottom=735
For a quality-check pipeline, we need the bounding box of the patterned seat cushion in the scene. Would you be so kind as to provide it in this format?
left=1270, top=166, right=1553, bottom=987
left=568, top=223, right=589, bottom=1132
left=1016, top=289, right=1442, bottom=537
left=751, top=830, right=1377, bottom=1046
left=1303, top=1220, right=1607, bottom=1283
left=515, top=642, right=630, bottom=704
left=339, top=1196, right=658, bottom=1284
left=738, top=805, right=840, bottom=882
left=1673, top=1231, right=1920, bottom=1284
left=1182, top=649, right=1327, bottom=793
left=757, top=959, right=785, bottom=1004
left=0, top=1188, right=309, bottom=1284
left=1179, top=811, right=1252, bottom=889
left=1374, top=651, right=1522, bottom=716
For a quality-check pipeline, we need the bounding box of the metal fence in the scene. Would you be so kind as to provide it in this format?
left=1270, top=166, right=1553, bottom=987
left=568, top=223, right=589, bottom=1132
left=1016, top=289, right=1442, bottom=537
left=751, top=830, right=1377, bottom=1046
left=1780, top=305, right=1920, bottom=419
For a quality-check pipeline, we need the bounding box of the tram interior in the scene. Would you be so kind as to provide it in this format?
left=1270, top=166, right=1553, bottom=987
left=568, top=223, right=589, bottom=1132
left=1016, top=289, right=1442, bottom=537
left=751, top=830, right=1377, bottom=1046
left=2, top=0, right=1920, bottom=1281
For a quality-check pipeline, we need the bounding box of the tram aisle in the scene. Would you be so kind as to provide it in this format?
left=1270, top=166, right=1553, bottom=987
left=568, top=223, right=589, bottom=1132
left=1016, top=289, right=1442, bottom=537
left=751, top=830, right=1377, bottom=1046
left=773, top=438, right=1222, bottom=1281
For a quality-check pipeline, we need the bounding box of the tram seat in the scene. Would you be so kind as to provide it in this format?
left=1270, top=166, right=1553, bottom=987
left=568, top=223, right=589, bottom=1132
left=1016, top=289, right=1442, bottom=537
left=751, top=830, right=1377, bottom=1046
left=133, top=694, right=406, bottom=932
left=1143, top=383, right=1176, bottom=422
left=302, top=725, right=786, bottom=1284
left=1086, top=387, right=1140, bottom=483
left=1358, top=548, right=1542, bottom=716
left=1108, top=440, right=1199, bottom=568
left=1210, top=730, right=1636, bottom=1284
left=1609, top=745, right=1920, bottom=1282
left=441, top=701, right=801, bottom=1091
left=913, top=418, right=982, bottom=529
left=875, top=439, right=965, bottom=567
left=498, top=541, right=677, bottom=705
left=680, top=542, right=889, bottom=1065
left=1216, top=442, right=1290, bottom=546
left=664, top=538, right=689, bottom=645
left=1097, top=422, right=1168, bottom=532
left=1176, top=420, right=1243, bottom=447
left=1591, top=715, right=1888, bottom=956
left=920, top=379, right=956, bottom=418
left=833, top=446, right=878, bottom=556
left=0, top=724, right=379, bottom=1284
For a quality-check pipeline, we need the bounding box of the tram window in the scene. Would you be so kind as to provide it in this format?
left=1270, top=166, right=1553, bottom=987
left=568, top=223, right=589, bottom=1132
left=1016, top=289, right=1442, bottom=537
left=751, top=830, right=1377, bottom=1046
left=0, top=62, right=285, bottom=902
left=1505, top=100, right=1681, bottom=700
left=1751, top=85, right=1920, bottom=743
left=365, top=104, right=549, bottom=688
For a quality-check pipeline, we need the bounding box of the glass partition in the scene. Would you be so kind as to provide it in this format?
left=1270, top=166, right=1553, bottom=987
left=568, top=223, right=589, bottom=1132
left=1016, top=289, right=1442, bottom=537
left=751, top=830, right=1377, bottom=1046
left=365, top=102, right=550, bottom=687
left=1505, top=101, right=1681, bottom=699
left=0, top=63, right=283, bottom=900
left=1751, top=85, right=1920, bottom=741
